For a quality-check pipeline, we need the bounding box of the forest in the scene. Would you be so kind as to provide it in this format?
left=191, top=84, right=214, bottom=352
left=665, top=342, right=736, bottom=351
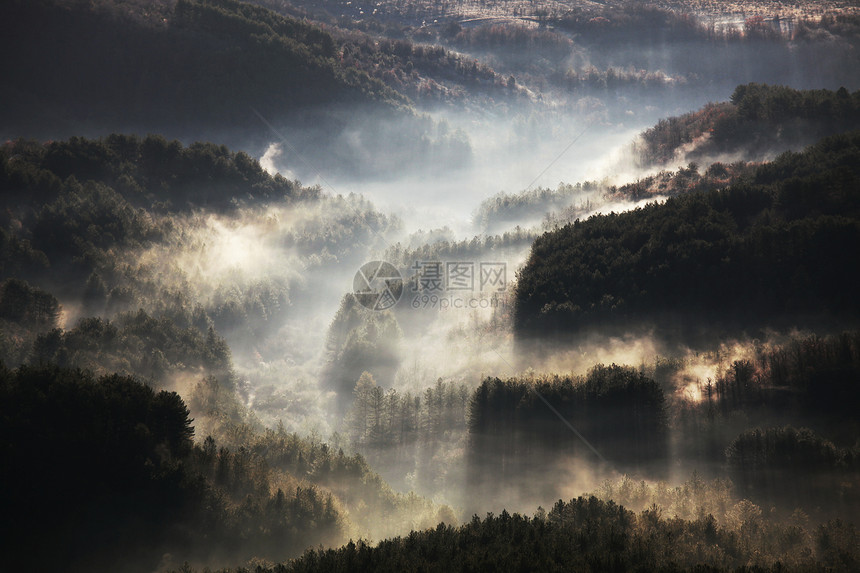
left=1, top=0, right=859, bottom=571
left=514, top=129, right=860, bottom=341
left=182, top=495, right=859, bottom=572
left=635, top=83, right=860, bottom=166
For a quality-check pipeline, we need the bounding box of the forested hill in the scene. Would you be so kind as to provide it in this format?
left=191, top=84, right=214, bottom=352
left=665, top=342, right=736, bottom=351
left=0, top=365, right=452, bottom=572
left=514, top=130, right=860, bottom=342
left=176, top=494, right=859, bottom=572
left=635, top=83, right=860, bottom=166
left=0, top=0, right=406, bottom=139
left=1, top=134, right=316, bottom=213
left=0, top=134, right=318, bottom=290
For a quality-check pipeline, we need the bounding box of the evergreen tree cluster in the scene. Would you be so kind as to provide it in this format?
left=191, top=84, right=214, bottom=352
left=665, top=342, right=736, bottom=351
left=514, top=130, right=860, bottom=340
left=0, top=363, right=453, bottom=572
left=0, top=278, right=60, bottom=327
left=0, top=278, right=62, bottom=364
left=667, top=332, right=860, bottom=513
left=0, top=365, right=342, bottom=573
left=2, top=135, right=314, bottom=215
left=637, top=84, right=860, bottom=166
left=726, top=426, right=859, bottom=510
left=180, top=494, right=860, bottom=572
left=343, top=373, right=471, bottom=496
left=30, top=310, right=235, bottom=385
left=0, top=134, right=320, bottom=293
left=322, top=296, right=403, bottom=405
left=347, top=374, right=469, bottom=451
left=0, top=0, right=406, bottom=137
left=682, top=332, right=860, bottom=420
left=336, top=32, right=521, bottom=105
left=468, top=365, right=669, bottom=503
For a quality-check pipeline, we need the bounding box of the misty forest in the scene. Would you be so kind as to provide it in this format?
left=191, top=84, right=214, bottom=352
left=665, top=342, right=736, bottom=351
left=2, top=0, right=860, bottom=571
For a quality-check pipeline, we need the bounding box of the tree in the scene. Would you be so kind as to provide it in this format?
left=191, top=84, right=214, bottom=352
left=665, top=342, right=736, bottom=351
left=348, top=371, right=378, bottom=446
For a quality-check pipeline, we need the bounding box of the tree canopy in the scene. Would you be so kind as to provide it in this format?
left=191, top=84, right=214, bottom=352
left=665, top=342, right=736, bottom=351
left=514, top=130, right=860, bottom=341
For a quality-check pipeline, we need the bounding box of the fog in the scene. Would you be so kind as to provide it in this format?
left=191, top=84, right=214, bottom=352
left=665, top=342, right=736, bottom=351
left=72, top=97, right=692, bottom=522
left=259, top=109, right=655, bottom=234
left=114, top=77, right=846, bottom=519
left=109, top=102, right=700, bottom=517
left=3, top=1, right=859, bottom=569
left=48, top=75, right=852, bottom=560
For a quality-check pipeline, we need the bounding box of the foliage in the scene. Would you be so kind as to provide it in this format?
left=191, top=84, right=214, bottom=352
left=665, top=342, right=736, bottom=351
left=514, top=130, right=860, bottom=339
left=383, top=225, right=537, bottom=267
left=2, top=134, right=316, bottom=214
left=474, top=183, right=591, bottom=231
left=321, top=296, right=403, bottom=405
left=231, top=420, right=454, bottom=542
left=467, top=365, right=669, bottom=505
left=0, top=0, right=407, bottom=136
left=182, top=493, right=860, bottom=572
left=694, top=332, right=860, bottom=418
left=636, top=84, right=860, bottom=166
left=664, top=331, right=860, bottom=514
left=344, top=374, right=470, bottom=496
left=0, top=277, right=60, bottom=327
left=0, top=364, right=343, bottom=572
left=726, top=426, right=859, bottom=510
left=30, top=309, right=236, bottom=386
left=337, top=31, right=519, bottom=105
left=0, top=134, right=322, bottom=296
left=606, top=161, right=757, bottom=202
left=0, top=363, right=454, bottom=571
left=0, top=278, right=62, bottom=365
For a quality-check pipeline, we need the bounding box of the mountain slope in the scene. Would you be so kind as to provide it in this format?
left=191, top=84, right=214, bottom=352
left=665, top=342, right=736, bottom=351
left=514, top=130, right=860, bottom=341
left=635, top=84, right=860, bottom=167
left=0, top=0, right=406, bottom=140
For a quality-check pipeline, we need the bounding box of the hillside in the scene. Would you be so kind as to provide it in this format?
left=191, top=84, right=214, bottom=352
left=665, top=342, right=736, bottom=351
left=1, top=0, right=859, bottom=571
left=0, top=134, right=321, bottom=297
left=184, top=494, right=859, bottom=572
left=0, top=0, right=405, bottom=138
left=635, top=83, right=860, bottom=167
left=0, top=130, right=450, bottom=567
left=514, top=130, right=860, bottom=341
left=0, top=0, right=478, bottom=179
left=0, top=364, right=454, bottom=572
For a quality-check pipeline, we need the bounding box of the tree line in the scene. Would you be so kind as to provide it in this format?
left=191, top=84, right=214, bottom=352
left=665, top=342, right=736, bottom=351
left=668, top=331, right=860, bottom=515
left=0, top=362, right=459, bottom=572
left=514, top=130, right=860, bottom=342
left=0, top=134, right=319, bottom=291
left=171, top=493, right=860, bottom=572
left=0, top=365, right=341, bottom=572
left=636, top=84, right=860, bottom=167
left=467, top=365, right=669, bottom=508
left=0, top=0, right=406, bottom=138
